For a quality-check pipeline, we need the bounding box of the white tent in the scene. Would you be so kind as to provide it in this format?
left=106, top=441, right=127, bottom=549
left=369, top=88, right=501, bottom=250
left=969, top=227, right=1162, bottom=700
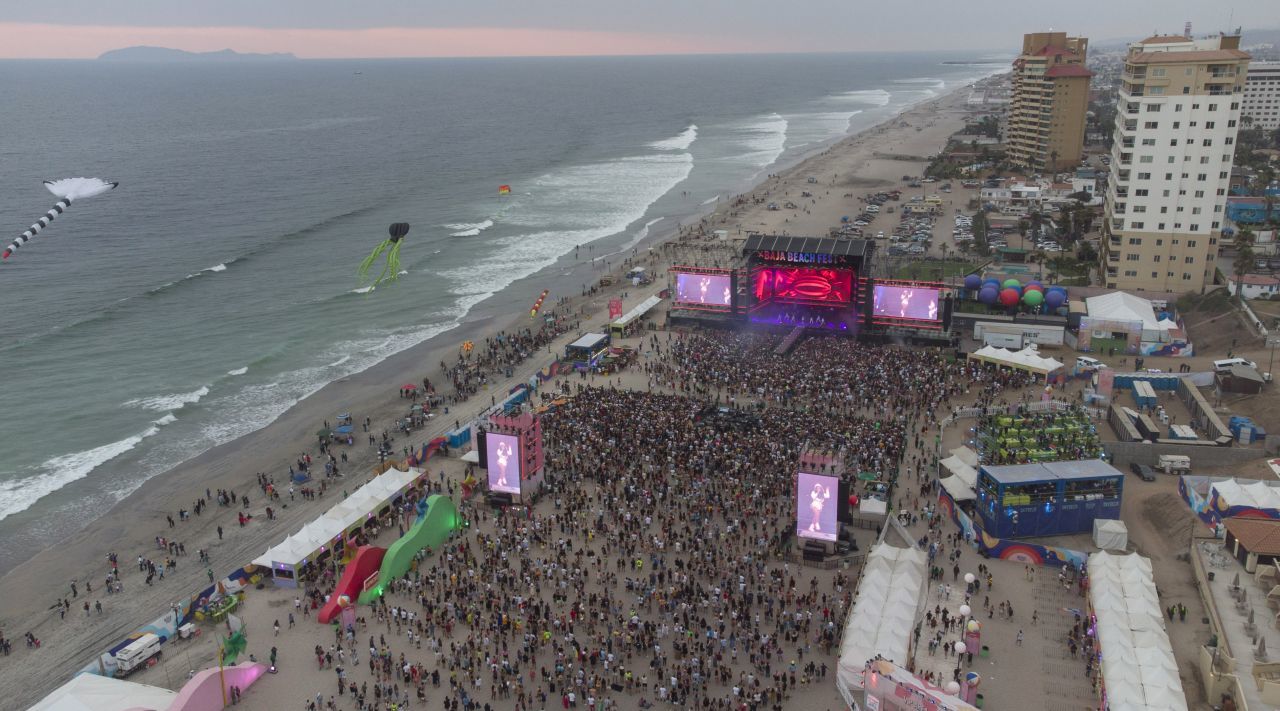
left=939, top=475, right=976, bottom=502
left=611, top=295, right=663, bottom=329
left=255, top=467, right=423, bottom=576
left=1088, top=551, right=1188, bottom=711
left=951, top=446, right=979, bottom=470
left=29, top=672, right=177, bottom=711
left=939, top=455, right=977, bottom=489
left=1211, top=479, right=1280, bottom=512
left=1092, top=518, right=1128, bottom=551
left=968, top=343, right=1064, bottom=377
left=835, top=543, right=928, bottom=695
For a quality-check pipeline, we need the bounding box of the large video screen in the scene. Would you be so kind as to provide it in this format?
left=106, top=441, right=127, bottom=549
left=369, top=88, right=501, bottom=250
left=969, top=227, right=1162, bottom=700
left=486, top=433, right=521, bottom=494
left=872, top=285, right=941, bottom=322
left=796, top=472, right=839, bottom=541
left=754, top=267, right=853, bottom=305
left=674, top=273, right=733, bottom=309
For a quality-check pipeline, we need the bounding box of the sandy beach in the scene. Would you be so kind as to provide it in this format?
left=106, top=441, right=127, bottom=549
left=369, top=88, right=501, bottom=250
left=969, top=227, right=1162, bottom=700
left=0, top=80, right=988, bottom=708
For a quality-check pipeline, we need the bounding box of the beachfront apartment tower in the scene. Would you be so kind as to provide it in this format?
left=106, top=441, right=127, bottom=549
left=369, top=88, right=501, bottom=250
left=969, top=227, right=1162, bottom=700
left=1100, top=34, right=1251, bottom=293
left=1006, top=32, right=1092, bottom=173
left=1242, top=61, right=1280, bottom=130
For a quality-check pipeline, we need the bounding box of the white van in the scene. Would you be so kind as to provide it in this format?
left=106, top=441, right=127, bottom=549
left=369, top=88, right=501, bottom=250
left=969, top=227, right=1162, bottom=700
left=1076, top=356, right=1106, bottom=370
left=1213, top=357, right=1257, bottom=372
left=114, top=633, right=162, bottom=676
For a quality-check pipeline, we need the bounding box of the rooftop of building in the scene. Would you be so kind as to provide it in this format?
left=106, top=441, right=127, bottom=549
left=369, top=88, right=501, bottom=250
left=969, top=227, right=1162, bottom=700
left=1129, top=49, right=1251, bottom=63
left=1045, top=64, right=1094, bottom=78
left=1227, top=273, right=1280, bottom=287
left=980, top=458, right=1123, bottom=484
left=1138, top=35, right=1194, bottom=45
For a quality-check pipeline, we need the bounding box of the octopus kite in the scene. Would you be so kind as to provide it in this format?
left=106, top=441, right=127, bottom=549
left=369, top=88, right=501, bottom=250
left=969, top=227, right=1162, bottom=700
left=4, top=178, right=118, bottom=262
left=357, top=222, right=412, bottom=288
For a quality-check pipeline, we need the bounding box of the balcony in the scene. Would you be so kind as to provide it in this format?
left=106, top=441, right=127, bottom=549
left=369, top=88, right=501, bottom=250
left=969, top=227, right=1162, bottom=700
left=1108, top=254, right=1120, bottom=263
left=1121, top=139, right=1135, bottom=149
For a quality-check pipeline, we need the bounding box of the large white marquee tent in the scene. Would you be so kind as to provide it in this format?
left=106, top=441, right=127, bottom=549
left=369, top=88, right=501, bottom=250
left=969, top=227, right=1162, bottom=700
left=836, top=542, right=928, bottom=696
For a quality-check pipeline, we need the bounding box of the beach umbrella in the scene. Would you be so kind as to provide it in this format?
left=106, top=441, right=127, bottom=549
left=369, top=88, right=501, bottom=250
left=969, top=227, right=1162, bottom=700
left=963, top=274, right=982, bottom=290
left=978, top=286, right=998, bottom=305
left=316, top=429, right=331, bottom=438
left=1023, top=290, right=1044, bottom=307
left=998, top=288, right=1020, bottom=307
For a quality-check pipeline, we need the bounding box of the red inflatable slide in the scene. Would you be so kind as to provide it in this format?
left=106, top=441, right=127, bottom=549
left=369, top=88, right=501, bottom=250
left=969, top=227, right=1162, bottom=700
left=317, top=545, right=385, bottom=624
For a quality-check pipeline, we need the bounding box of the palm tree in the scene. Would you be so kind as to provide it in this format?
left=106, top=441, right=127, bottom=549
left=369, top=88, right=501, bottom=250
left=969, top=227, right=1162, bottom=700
left=1049, top=149, right=1060, bottom=175
left=1233, top=228, right=1257, bottom=302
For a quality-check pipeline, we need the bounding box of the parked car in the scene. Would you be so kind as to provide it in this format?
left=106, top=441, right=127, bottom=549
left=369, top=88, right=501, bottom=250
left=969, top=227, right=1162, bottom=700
left=1129, top=462, right=1157, bottom=482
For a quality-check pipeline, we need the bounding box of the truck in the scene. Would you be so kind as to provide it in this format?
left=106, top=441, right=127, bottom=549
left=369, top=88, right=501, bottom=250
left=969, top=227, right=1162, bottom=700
left=113, top=633, right=162, bottom=677
left=972, top=321, right=1065, bottom=348
left=981, top=331, right=1024, bottom=349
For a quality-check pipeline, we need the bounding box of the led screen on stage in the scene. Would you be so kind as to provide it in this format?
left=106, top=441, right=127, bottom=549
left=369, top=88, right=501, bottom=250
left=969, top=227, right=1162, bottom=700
left=754, top=267, right=853, bottom=305
left=486, top=433, right=521, bottom=494
left=872, top=285, right=941, bottom=322
left=796, top=472, right=839, bottom=541
left=674, top=273, right=733, bottom=309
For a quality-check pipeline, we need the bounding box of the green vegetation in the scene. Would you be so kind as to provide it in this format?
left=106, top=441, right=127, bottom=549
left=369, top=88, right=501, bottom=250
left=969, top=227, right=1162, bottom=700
left=1176, top=289, right=1233, bottom=317
left=1233, top=228, right=1257, bottom=302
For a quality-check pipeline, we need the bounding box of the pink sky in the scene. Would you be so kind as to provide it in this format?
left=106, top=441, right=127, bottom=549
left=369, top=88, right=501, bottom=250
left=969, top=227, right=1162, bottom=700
left=0, top=23, right=753, bottom=59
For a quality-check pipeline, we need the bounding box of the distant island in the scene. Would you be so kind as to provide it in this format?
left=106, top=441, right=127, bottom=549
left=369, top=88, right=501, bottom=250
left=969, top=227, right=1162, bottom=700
left=98, top=46, right=297, bottom=62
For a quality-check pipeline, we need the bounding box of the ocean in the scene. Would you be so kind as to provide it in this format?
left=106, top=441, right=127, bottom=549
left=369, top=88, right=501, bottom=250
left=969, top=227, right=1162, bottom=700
left=0, top=51, right=1006, bottom=572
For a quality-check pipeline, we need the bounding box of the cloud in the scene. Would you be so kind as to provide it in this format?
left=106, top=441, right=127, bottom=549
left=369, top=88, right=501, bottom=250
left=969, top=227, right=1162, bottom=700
left=0, top=23, right=750, bottom=59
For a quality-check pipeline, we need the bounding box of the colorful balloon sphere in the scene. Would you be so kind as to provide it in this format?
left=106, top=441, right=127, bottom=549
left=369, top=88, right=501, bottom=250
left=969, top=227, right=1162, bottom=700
left=967, top=619, right=981, bottom=632
left=964, top=274, right=982, bottom=290
left=965, top=672, right=981, bottom=688
left=1027, top=281, right=1043, bottom=290
left=982, top=278, right=1001, bottom=289
left=1044, top=290, right=1066, bottom=309
left=1023, top=283, right=1043, bottom=293
left=999, top=288, right=1020, bottom=307
left=978, top=287, right=999, bottom=305
left=1002, top=278, right=1021, bottom=290
left=1022, top=290, right=1045, bottom=306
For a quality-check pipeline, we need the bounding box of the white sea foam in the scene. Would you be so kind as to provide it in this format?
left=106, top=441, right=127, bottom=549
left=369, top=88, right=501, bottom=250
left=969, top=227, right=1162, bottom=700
left=350, top=285, right=375, bottom=294
left=441, top=151, right=692, bottom=303
left=205, top=263, right=227, bottom=273
left=446, top=219, right=494, bottom=237
left=701, top=195, right=721, bottom=206
left=0, top=425, right=161, bottom=522
left=613, top=217, right=666, bottom=254
left=733, top=113, right=788, bottom=170
left=649, top=124, right=698, bottom=151
left=154, top=413, right=177, bottom=426
left=227, top=366, right=248, bottom=376
left=786, top=110, right=861, bottom=148
left=832, top=89, right=891, bottom=106
left=123, top=385, right=210, bottom=413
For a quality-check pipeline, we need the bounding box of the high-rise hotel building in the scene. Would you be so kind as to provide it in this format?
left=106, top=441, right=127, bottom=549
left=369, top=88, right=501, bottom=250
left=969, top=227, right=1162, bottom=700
left=1100, top=34, right=1250, bottom=292
left=1007, top=32, right=1092, bottom=172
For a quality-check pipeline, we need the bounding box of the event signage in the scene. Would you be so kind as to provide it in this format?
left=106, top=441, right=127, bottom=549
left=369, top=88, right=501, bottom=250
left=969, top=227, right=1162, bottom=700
left=755, top=250, right=837, bottom=265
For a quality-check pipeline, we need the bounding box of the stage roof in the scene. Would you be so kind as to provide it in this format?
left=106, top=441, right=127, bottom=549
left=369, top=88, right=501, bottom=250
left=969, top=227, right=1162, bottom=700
left=567, top=333, right=609, bottom=350
left=981, top=458, right=1123, bottom=485
left=743, top=234, right=871, bottom=257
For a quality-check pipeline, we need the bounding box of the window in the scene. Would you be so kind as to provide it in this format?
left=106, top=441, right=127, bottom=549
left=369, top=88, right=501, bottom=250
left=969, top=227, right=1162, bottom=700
left=1202, top=139, right=1213, bottom=146
left=1128, top=238, right=1143, bottom=245
left=1138, top=172, right=1152, bottom=180
left=1153, top=68, right=1166, bottom=77
left=1131, top=222, right=1145, bottom=229
left=1162, top=190, right=1170, bottom=197
left=1174, top=223, right=1182, bottom=229
left=1205, top=121, right=1215, bottom=129
left=1160, top=207, right=1168, bottom=214
left=1144, top=121, right=1159, bottom=129
left=1225, top=137, right=1234, bottom=145
left=1192, top=103, right=1200, bottom=110
left=1192, top=207, right=1202, bottom=215
left=1135, top=189, right=1149, bottom=196
left=1164, top=173, right=1172, bottom=180
left=1175, top=103, right=1183, bottom=111
left=1187, top=240, right=1196, bottom=248
left=1197, top=173, right=1207, bottom=181
left=1170, top=140, right=1178, bottom=147
left=1228, top=119, right=1237, bottom=127
left=1126, top=254, right=1140, bottom=261
left=1132, top=206, right=1147, bottom=213
left=1190, top=121, right=1198, bottom=127
left=1183, top=273, right=1193, bottom=280
left=1150, top=87, right=1164, bottom=96
left=1185, top=256, right=1195, bottom=264
left=1209, top=104, right=1217, bottom=111
left=1194, top=190, right=1205, bottom=198
left=1200, top=156, right=1210, bottom=164
left=1172, top=122, right=1181, bottom=129
left=1190, top=224, right=1199, bottom=231
left=1146, top=103, right=1162, bottom=112
left=1140, top=156, right=1154, bottom=163
left=1158, top=223, right=1166, bottom=230
left=1125, top=270, right=1137, bottom=277
left=1141, top=138, right=1156, bottom=146
left=1219, top=171, right=1229, bottom=179
left=1156, top=239, right=1164, bottom=246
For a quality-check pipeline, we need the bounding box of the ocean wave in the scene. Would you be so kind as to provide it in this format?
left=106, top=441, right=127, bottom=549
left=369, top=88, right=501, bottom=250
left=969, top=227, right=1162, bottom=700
left=0, top=425, right=161, bottom=522
left=440, top=151, right=693, bottom=301
left=700, top=195, right=721, bottom=206
left=832, top=89, right=891, bottom=107
left=786, top=110, right=861, bottom=148
left=154, top=413, right=177, bottom=426
left=350, top=285, right=376, bottom=294
left=227, top=366, right=248, bottom=376
left=446, top=218, right=494, bottom=237
left=204, top=263, right=227, bottom=273
left=621, top=217, right=664, bottom=251
left=649, top=124, right=698, bottom=151
left=123, top=385, right=210, bottom=413
left=733, top=113, right=788, bottom=170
